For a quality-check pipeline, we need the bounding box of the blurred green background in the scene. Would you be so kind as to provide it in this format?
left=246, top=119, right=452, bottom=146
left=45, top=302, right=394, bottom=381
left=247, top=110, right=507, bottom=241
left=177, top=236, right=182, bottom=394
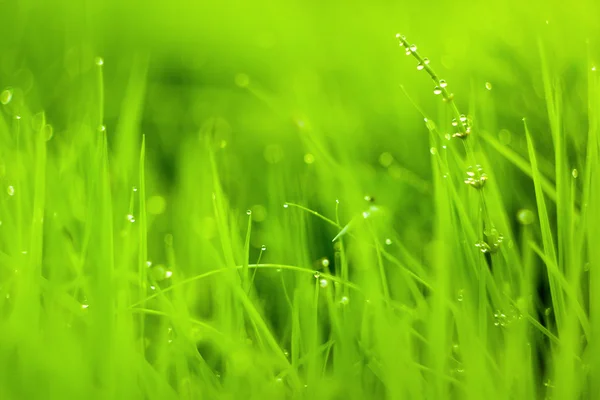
left=1, top=0, right=599, bottom=398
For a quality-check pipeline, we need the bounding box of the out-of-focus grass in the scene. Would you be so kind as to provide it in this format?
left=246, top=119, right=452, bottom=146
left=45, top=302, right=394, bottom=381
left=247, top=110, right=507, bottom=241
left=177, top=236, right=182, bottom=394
left=0, top=0, right=599, bottom=399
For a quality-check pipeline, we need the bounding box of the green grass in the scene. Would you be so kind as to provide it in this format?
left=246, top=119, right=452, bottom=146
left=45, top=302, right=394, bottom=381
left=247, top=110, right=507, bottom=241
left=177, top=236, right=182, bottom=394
left=1, top=0, right=599, bottom=399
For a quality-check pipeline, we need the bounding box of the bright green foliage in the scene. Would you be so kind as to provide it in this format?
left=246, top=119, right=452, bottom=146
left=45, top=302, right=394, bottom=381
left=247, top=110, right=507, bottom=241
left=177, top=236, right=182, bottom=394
left=0, top=0, right=599, bottom=399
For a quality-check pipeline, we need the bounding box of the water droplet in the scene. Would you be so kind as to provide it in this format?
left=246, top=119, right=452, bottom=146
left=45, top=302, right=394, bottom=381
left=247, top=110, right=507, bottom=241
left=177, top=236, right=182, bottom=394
left=451, top=118, right=458, bottom=127
left=592, top=66, right=597, bottom=72
left=457, top=289, right=464, bottom=302
left=133, top=186, right=138, bottom=192
left=313, top=271, right=321, bottom=279
left=1, top=88, right=14, bottom=105
left=146, top=261, right=153, bottom=268
left=165, top=270, right=173, bottom=279
left=517, top=209, right=534, bottom=225
left=340, top=296, right=349, bottom=305
left=430, top=147, right=437, bottom=155
left=385, top=238, right=392, bottom=245
left=95, top=57, right=104, bottom=66
left=15, top=115, right=21, bottom=120
left=544, top=307, right=552, bottom=316
left=423, top=58, right=430, bottom=65
left=283, top=203, right=289, bottom=208
left=98, top=125, right=106, bottom=133
left=485, top=82, right=493, bottom=90
left=499, top=129, right=511, bottom=145
left=439, top=79, right=448, bottom=88
left=444, top=133, right=451, bottom=140
left=127, top=214, right=135, bottom=223
left=246, top=210, right=252, bottom=215
left=584, top=262, right=591, bottom=272
left=433, top=87, right=442, bottom=95
left=416, top=63, right=424, bottom=71
left=572, top=168, right=579, bottom=178
left=322, top=258, right=330, bottom=267
left=409, top=44, right=417, bottom=52
left=261, top=245, right=267, bottom=251
left=379, top=152, right=394, bottom=167
left=81, top=303, right=89, bottom=309
left=425, top=119, right=436, bottom=130
left=44, top=125, right=54, bottom=141
left=319, top=278, right=329, bottom=288
left=304, top=153, right=315, bottom=164
left=7, top=186, right=15, bottom=196
left=362, top=211, right=370, bottom=218
left=148, top=196, right=166, bottom=215
left=235, top=73, right=250, bottom=88
left=150, top=285, right=156, bottom=291
left=283, top=349, right=289, bottom=357
left=459, top=114, right=467, bottom=122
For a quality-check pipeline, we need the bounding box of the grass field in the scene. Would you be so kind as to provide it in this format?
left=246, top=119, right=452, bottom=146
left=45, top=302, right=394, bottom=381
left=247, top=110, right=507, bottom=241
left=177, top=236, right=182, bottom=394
left=1, top=0, right=599, bottom=399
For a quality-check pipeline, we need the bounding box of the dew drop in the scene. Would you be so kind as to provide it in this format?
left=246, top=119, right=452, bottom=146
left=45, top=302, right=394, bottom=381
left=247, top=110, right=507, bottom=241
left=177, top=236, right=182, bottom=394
left=340, top=296, right=349, bottom=305
left=7, top=186, right=15, bottom=196
left=127, top=214, right=135, bottom=223
left=592, top=66, right=597, bottom=72
left=517, top=209, right=534, bottom=225
left=283, top=203, right=289, bottom=208
left=304, top=153, right=315, bottom=164
left=133, top=186, right=138, bottom=192
left=416, top=63, right=424, bottom=71
left=430, top=147, right=437, bottom=155
left=235, top=73, right=250, bottom=88
left=146, top=261, right=153, bottom=268
left=459, top=114, right=467, bottom=122
left=423, top=57, right=430, bottom=65
left=261, top=245, right=267, bottom=251
left=457, top=289, right=464, bottom=302
left=451, top=118, right=458, bottom=127
left=433, top=87, right=443, bottom=95
left=1, top=88, right=14, bottom=105
left=572, top=168, right=579, bottom=178
left=584, top=262, right=591, bottom=272
left=319, top=278, right=329, bottom=288
left=313, top=271, right=321, bottom=279
left=439, top=79, right=448, bottom=88
left=95, top=57, right=104, bottom=66
left=379, top=152, right=394, bottom=167
left=409, top=44, right=417, bottom=52
left=98, top=125, right=106, bottom=133
left=444, top=133, right=451, bottom=140
left=165, top=270, right=173, bottom=279
left=322, top=258, right=330, bottom=267
left=246, top=209, right=252, bottom=215
left=81, top=303, right=89, bottom=309
left=44, top=125, right=54, bottom=141
left=485, top=82, right=493, bottom=90
left=385, top=238, right=392, bottom=245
